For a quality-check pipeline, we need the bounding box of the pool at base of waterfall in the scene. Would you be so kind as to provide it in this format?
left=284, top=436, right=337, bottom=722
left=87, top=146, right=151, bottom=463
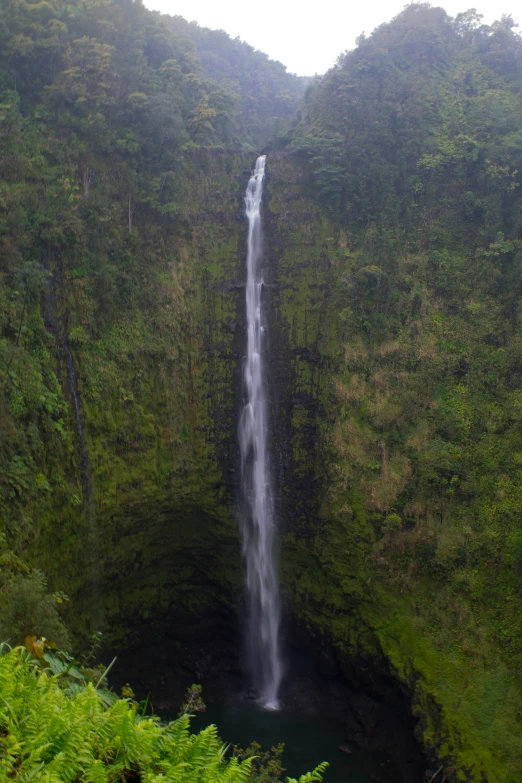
left=190, top=702, right=403, bottom=783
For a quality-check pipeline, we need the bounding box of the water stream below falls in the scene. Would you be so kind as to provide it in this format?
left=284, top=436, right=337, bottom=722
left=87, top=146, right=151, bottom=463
left=239, top=154, right=282, bottom=708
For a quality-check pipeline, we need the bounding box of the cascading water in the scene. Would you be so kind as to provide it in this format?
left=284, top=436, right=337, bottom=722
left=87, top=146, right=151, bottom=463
left=239, top=155, right=282, bottom=710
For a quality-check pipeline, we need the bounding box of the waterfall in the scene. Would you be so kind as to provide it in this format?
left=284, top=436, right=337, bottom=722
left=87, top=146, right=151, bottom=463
left=239, top=154, right=282, bottom=710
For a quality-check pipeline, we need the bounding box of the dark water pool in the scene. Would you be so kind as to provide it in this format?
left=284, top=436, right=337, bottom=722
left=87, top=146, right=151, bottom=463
left=191, top=703, right=402, bottom=783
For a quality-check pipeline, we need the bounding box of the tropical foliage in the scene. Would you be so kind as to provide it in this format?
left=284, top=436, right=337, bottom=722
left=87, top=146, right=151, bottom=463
left=3, top=0, right=522, bottom=779
left=0, top=0, right=305, bottom=542
left=0, top=645, right=249, bottom=782
left=0, top=647, right=327, bottom=783
left=280, top=5, right=522, bottom=779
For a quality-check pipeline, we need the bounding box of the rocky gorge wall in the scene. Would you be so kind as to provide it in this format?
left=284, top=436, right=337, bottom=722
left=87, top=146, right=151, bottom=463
left=22, top=146, right=341, bottom=687
left=29, top=151, right=252, bottom=660
left=263, top=154, right=522, bottom=782
left=22, top=147, right=522, bottom=782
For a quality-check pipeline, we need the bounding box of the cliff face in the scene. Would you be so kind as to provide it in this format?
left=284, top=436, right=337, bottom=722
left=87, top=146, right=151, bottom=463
left=23, top=148, right=337, bottom=693
left=3, top=1, right=522, bottom=779
left=263, top=155, right=337, bottom=537
left=13, top=143, right=522, bottom=783
left=31, top=148, right=339, bottom=670
left=263, top=151, right=522, bottom=782
left=29, top=151, right=250, bottom=654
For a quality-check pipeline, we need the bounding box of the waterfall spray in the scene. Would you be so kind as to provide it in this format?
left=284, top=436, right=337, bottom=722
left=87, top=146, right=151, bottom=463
left=239, top=155, right=282, bottom=710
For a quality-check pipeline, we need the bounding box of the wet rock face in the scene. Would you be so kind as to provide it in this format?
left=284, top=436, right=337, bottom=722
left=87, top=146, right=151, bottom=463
left=342, top=692, right=422, bottom=782
left=261, top=154, right=337, bottom=537
left=109, top=600, right=243, bottom=712
left=44, top=149, right=426, bottom=778
left=280, top=627, right=426, bottom=783
left=33, top=151, right=255, bottom=651
left=111, top=606, right=426, bottom=783
left=44, top=150, right=333, bottom=659
left=106, top=149, right=330, bottom=671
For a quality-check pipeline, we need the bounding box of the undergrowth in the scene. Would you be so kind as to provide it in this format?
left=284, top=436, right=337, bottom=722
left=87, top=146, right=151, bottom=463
left=0, top=647, right=327, bottom=783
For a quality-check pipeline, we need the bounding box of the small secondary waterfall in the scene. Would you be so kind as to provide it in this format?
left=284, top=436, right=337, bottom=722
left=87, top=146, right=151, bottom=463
left=239, top=155, right=282, bottom=709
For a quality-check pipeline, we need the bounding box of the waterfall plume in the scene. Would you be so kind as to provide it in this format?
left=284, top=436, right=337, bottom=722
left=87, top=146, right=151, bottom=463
left=239, top=155, right=282, bottom=710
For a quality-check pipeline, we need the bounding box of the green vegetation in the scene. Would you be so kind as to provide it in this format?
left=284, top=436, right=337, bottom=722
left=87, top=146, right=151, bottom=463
left=234, top=742, right=288, bottom=783
left=0, top=0, right=305, bottom=546
left=0, top=565, right=70, bottom=650
left=0, top=647, right=327, bottom=782
left=2, top=0, right=522, bottom=779
left=0, top=0, right=303, bottom=651
left=275, top=4, right=522, bottom=780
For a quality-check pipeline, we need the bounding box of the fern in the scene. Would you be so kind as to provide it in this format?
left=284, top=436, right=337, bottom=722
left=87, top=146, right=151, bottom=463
left=287, top=761, right=329, bottom=783
left=0, top=648, right=316, bottom=783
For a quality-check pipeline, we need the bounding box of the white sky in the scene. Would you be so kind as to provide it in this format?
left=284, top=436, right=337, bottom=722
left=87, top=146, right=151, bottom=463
left=143, top=0, right=520, bottom=76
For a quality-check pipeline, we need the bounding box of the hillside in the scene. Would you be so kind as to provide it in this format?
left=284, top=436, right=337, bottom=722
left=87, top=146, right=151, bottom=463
left=282, top=5, right=522, bottom=778
left=1, top=1, right=522, bottom=780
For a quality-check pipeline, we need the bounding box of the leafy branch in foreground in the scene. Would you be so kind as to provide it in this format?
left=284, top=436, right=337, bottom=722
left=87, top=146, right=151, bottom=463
left=234, top=741, right=287, bottom=783
left=0, top=646, right=252, bottom=782
left=234, top=740, right=328, bottom=783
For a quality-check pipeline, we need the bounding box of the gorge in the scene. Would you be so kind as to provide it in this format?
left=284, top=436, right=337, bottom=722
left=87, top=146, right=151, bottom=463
left=1, top=1, right=522, bottom=781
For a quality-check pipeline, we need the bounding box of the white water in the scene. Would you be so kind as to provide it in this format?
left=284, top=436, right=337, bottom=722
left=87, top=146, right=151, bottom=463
left=239, top=155, right=282, bottom=710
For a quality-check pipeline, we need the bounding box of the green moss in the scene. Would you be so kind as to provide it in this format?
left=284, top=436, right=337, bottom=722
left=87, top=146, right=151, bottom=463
left=6, top=131, right=521, bottom=782
left=22, top=151, right=253, bottom=647
left=265, top=150, right=522, bottom=781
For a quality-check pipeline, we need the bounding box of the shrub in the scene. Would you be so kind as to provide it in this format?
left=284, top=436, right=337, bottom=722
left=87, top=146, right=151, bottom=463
left=0, top=647, right=327, bottom=783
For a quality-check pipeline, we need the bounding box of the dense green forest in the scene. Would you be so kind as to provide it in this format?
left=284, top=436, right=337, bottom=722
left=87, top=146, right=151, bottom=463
left=0, top=0, right=304, bottom=540
left=284, top=8, right=522, bottom=779
left=1, top=0, right=522, bottom=780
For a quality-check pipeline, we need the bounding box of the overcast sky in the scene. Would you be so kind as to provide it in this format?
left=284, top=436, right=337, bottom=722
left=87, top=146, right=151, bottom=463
left=143, top=0, right=520, bottom=76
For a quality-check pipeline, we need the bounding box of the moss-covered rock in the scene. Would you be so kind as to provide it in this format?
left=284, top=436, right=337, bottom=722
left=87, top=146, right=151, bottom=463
left=24, top=151, right=254, bottom=654
left=263, top=150, right=522, bottom=782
